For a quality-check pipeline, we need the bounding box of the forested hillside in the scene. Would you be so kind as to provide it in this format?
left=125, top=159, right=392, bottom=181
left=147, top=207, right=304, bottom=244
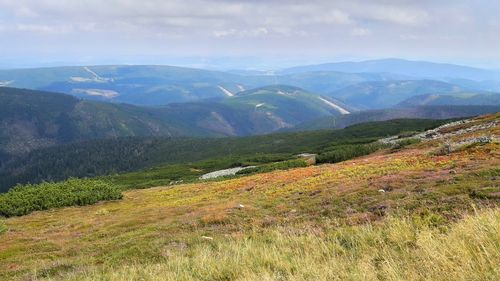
left=0, top=87, right=200, bottom=156
left=0, top=119, right=449, bottom=192
left=0, top=86, right=346, bottom=160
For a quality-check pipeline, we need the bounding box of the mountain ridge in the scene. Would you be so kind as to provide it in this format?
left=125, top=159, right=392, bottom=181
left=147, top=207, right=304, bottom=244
left=2, top=61, right=483, bottom=106
left=280, top=58, right=500, bottom=81
left=397, top=92, right=500, bottom=107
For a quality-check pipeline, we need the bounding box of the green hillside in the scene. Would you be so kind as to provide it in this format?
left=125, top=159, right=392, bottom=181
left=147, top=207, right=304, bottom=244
left=0, top=86, right=352, bottom=158
left=220, top=85, right=349, bottom=133
left=289, top=105, right=500, bottom=131
left=0, top=87, right=199, bottom=157
left=329, top=80, right=463, bottom=109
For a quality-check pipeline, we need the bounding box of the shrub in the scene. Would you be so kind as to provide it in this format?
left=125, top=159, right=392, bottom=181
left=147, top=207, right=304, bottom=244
left=0, top=178, right=122, bottom=217
left=317, top=143, right=386, bottom=164
left=392, top=138, right=421, bottom=150
left=432, top=142, right=453, bottom=156
left=398, top=131, right=419, bottom=138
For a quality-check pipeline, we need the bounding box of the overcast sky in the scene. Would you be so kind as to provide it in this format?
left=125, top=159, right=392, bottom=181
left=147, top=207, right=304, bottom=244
left=0, top=0, right=499, bottom=69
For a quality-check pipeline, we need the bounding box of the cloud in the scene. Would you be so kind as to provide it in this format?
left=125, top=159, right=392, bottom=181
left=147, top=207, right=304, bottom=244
left=399, top=34, right=421, bottom=41
left=351, top=28, right=370, bottom=37
left=16, top=23, right=73, bottom=34
left=213, top=28, right=269, bottom=38
left=358, top=4, right=430, bottom=26
left=0, top=0, right=499, bottom=67
left=490, top=19, right=500, bottom=28
left=213, top=27, right=273, bottom=39
left=0, top=1, right=446, bottom=36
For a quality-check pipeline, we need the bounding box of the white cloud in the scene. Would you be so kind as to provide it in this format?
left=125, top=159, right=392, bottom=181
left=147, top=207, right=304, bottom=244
left=363, top=5, right=430, bottom=26
left=213, top=27, right=268, bottom=38
left=399, top=34, right=421, bottom=40
left=213, top=29, right=237, bottom=38
left=490, top=19, right=500, bottom=28
left=351, top=28, right=370, bottom=37
left=16, top=23, right=73, bottom=34
left=0, top=0, right=498, bottom=66
left=13, top=6, right=37, bottom=17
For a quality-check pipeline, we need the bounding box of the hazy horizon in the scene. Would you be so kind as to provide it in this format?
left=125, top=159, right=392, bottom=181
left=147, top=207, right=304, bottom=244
left=1, top=0, right=499, bottom=69
left=2, top=56, right=500, bottom=72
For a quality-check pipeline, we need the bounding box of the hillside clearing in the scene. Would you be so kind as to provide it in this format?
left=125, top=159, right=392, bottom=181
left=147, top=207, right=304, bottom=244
left=318, top=96, right=350, bottom=114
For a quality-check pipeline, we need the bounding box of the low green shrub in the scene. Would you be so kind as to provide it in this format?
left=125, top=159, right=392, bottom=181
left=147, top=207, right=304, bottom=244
left=0, top=178, right=122, bottom=217
left=398, top=131, right=419, bottom=138
left=317, top=143, right=386, bottom=164
left=392, top=138, right=421, bottom=149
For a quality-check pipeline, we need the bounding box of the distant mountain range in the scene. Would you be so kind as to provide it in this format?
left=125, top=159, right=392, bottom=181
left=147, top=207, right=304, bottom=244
left=327, top=80, right=466, bottom=109
left=280, top=58, right=500, bottom=82
left=0, top=65, right=379, bottom=105
left=397, top=92, right=500, bottom=107
left=0, top=65, right=253, bottom=105
left=6, top=59, right=498, bottom=106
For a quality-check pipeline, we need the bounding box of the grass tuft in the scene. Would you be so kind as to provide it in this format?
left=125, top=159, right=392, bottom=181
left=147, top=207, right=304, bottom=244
left=0, top=219, right=6, bottom=235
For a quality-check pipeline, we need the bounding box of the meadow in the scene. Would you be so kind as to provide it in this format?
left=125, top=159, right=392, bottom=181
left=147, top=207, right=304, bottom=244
left=0, top=114, right=498, bottom=280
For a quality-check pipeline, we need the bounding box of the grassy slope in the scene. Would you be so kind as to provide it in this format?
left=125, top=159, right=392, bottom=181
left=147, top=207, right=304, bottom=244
left=0, top=114, right=498, bottom=280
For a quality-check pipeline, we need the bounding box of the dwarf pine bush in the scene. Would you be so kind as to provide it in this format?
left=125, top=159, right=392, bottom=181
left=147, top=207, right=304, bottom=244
left=317, top=143, right=386, bottom=164
left=0, top=178, right=122, bottom=217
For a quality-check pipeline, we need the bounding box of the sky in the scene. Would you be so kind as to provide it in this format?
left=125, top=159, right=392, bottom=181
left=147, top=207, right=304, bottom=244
left=0, top=0, right=499, bottom=69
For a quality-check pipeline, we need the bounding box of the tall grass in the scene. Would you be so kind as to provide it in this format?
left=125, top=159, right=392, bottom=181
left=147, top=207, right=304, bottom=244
left=56, top=209, right=500, bottom=281
left=0, top=219, right=6, bottom=235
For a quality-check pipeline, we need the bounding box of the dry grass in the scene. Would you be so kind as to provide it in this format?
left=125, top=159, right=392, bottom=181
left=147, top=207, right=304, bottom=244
left=40, top=208, right=500, bottom=281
